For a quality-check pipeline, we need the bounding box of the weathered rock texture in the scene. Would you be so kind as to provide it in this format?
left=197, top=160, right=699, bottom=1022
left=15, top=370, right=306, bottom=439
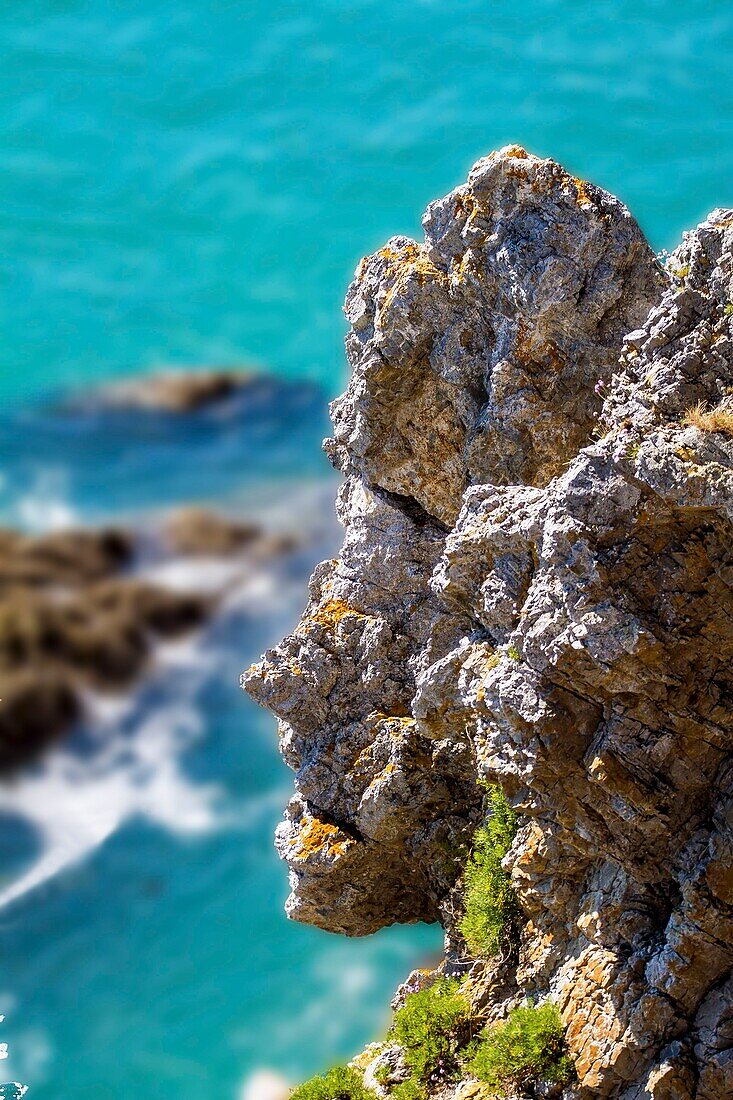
left=243, top=147, right=733, bottom=1098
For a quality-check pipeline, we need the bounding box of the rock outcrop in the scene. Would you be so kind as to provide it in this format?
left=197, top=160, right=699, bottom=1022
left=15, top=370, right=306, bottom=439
left=242, top=147, right=733, bottom=1098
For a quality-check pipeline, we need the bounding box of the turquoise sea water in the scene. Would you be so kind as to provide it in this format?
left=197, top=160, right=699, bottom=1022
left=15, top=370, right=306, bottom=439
left=1, top=2, right=733, bottom=1097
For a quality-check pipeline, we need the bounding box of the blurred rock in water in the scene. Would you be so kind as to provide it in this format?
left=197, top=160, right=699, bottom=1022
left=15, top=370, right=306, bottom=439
left=162, top=506, right=296, bottom=558
left=83, top=368, right=261, bottom=413
left=0, top=510, right=298, bottom=773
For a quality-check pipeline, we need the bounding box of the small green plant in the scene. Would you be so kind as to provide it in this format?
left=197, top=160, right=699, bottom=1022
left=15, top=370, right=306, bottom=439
left=506, top=644, right=521, bottom=661
left=460, top=786, right=519, bottom=958
left=625, top=441, right=641, bottom=460
left=391, top=978, right=470, bottom=1089
left=724, top=302, right=733, bottom=316
left=372, top=1063, right=390, bottom=1086
left=291, top=1066, right=377, bottom=1100
left=468, top=1002, right=573, bottom=1092
left=390, top=1081, right=424, bottom=1100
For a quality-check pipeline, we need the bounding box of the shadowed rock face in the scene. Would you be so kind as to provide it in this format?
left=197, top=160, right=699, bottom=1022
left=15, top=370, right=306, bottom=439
left=242, top=147, right=733, bottom=1098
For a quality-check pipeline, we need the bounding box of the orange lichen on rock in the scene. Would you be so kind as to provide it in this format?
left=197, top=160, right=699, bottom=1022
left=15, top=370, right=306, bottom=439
left=504, top=144, right=531, bottom=160
left=368, top=709, right=414, bottom=725
left=573, top=176, right=593, bottom=207
left=376, top=241, right=449, bottom=314
left=291, top=816, right=351, bottom=860
left=451, top=249, right=484, bottom=286
left=378, top=242, right=419, bottom=264
left=501, top=145, right=539, bottom=183
left=303, top=598, right=366, bottom=632
left=475, top=650, right=501, bottom=704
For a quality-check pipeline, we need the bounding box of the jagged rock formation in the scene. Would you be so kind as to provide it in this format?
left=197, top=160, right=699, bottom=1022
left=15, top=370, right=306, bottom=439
left=242, top=147, right=733, bottom=1098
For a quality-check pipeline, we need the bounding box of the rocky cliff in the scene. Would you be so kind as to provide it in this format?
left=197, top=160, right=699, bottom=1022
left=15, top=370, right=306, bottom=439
left=242, top=147, right=733, bottom=1099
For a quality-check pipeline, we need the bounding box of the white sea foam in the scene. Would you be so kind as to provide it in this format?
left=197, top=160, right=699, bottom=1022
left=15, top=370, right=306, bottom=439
left=0, top=1027, right=50, bottom=1087
left=0, top=594, right=226, bottom=910
left=142, top=555, right=248, bottom=593
left=0, top=475, right=338, bottom=912
left=0, top=701, right=220, bottom=910
left=0, top=1012, right=33, bottom=1098
left=238, top=1069, right=290, bottom=1100
left=14, top=470, right=79, bottom=532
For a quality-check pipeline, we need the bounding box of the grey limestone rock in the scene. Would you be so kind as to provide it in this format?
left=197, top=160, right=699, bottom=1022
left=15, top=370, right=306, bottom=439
left=242, top=149, right=733, bottom=1098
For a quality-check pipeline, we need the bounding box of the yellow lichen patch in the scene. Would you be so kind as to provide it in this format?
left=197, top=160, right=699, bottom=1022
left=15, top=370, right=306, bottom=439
left=453, top=191, right=475, bottom=218
left=500, top=145, right=539, bottom=183
left=302, top=598, right=366, bottom=632
left=675, top=446, right=696, bottom=462
left=573, top=177, right=593, bottom=207
left=349, top=1045, right=383, bottom=1072
left=484, top=652, right=501, bottom=672
left=291, top=816, right=352, bottom=861
left=378, top=241, right=450, bottom=315
left=505, top=161, right=531, bottom=183
left=364, top=760, right=398, bottom=795
left=368, top=709, right=414, bottom=726
left=411, top=253, right=447, bottom=285
left=683, top=400, right=733, bottom=438
left=354, top=743, right=376, bottom=769
left=504, top=144, right=531, bottom=160
left=378, top=241, right=419, bottom=263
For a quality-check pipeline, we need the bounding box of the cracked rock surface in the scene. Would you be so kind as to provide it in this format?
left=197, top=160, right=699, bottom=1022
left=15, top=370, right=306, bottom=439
left=242, top=146, right=733, bottom=1098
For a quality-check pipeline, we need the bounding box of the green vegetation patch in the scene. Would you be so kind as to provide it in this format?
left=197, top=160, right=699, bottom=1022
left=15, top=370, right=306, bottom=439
left=468, top=1002, right=573, bottom=1092
left=291, top=1065, right=377, bottom=1100
left=390, top=1081, right=424, bottom=1100
left=460, top=785, right=519, bottom=958
left=391, top=978, right=470, bottom=1091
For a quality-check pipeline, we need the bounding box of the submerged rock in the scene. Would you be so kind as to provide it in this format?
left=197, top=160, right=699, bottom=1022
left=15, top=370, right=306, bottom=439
left=163, top=506, right=296, bottom=558
left=243, top=148, right=733, bottom=1097
left=90, top=368, right=258, bottom=412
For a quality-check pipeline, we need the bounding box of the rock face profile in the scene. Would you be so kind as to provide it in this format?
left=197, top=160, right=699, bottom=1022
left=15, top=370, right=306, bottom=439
left=243, top=147, right=733, bottom=1098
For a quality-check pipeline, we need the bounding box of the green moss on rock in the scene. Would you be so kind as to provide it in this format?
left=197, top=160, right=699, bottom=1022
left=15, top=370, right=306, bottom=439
left=391, top=978, right=470, bottom=1092
left=468, top=1002, right=573, bottom=1092
left=460, top=785, right=519, bottom=958
left=291, top=1066, right=377, bottom=1100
